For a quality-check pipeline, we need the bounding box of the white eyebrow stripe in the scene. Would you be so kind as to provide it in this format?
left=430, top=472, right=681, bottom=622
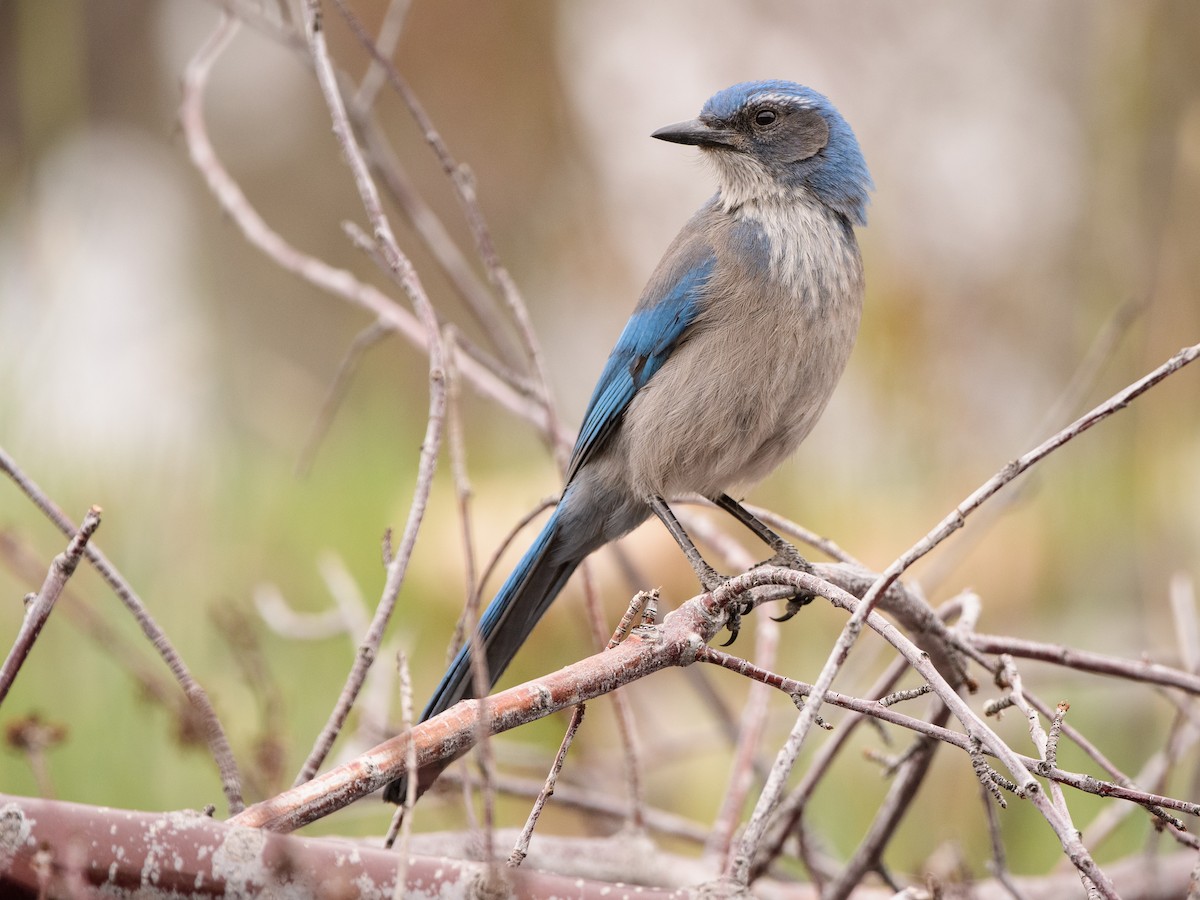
left=745, top=92, right=815, bottom=110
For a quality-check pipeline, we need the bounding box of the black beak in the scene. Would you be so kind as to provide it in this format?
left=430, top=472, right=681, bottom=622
left=651, top=118, right=737, bottom=149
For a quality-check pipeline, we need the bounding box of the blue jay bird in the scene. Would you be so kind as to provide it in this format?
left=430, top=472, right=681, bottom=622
left=385, top=80, right=871, bottom=804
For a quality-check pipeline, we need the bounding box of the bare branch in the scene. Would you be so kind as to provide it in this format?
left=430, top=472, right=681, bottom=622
left=508, top=704, right=585, bottom=868
left=178, top=14, right=560, bottom=445
left=707, top=614, right=779, bottom=864
left=726, top=342, right=1200, bottom=889
left=821, top=704, right=950, bottom=900
left=0, top=506, right=100, bottom=704
left=7, top=789, right=1197, bottom=898
left=0, top=447, right=244, bottom=813
left=226, top=564, right=1197, bottom=842
left=329, top=0, right=566, bottom=468
left=920, top=295, right=1147, bottom=593
left=290, top=0, right=449, bottom=786
left=966, top=632, right=1200, bottom=695
left=295, top=319, right=391, bottom=476
left=350, top=0, right=412, bottom=113
left=440, top=768, right=710, bottom=845
left=578, top=559, right=648, bottom=831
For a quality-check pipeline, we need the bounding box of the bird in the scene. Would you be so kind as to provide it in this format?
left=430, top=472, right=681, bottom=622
left=385, top=79, right=871, bottom=804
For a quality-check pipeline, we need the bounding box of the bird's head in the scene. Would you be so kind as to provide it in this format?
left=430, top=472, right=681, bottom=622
left=652, top=80, right=872, bottom=225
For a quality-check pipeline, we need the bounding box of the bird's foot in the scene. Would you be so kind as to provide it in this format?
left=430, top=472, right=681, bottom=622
left=688, top=563, right=750, bottom=647
left=754, top=545, right=818, bottom=623
left=691, top=564, right=753, bottom=648
left=771, top=591, right=817, bottom=623
left=720, top=595, right=755, bottom=647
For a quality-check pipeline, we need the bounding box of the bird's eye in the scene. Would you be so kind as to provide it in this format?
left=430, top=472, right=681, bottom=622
left=753, top=108, right=778, bottom=127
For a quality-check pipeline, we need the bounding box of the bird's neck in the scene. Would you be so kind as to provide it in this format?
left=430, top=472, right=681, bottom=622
left=724, top=192, right=862, bottom=300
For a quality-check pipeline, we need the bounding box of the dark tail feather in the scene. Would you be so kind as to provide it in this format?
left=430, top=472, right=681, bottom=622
left=384, top=504, right=585, bottom=804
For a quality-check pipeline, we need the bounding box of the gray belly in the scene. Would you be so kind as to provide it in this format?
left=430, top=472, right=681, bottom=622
left=615, top=301, right=858, bottom=499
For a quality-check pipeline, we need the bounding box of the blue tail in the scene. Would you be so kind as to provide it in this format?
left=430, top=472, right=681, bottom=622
left=384, top=503, right=585, bottom=803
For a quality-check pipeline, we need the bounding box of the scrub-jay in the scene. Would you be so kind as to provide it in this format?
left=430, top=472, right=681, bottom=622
left=385, top=80, right=870, bottom=803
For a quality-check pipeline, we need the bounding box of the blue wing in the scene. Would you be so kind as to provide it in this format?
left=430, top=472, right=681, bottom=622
left=565, top=253, right=716, bottom=482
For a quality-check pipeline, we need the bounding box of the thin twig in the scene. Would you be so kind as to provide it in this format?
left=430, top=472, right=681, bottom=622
left=1025, top=692, right=1121, bottom=778
left=449, top=497, right=559, bottom=661
left=822, top=704, right=950, bottom=900
left=878, top=686, right=932, bottom=707
left=330, top=0, right=563, bottom=460
left=0, top=506, right=101, bottom=704
left=981, top=772, right=1029, bottom=900
left=387, top=651, right=417, bottom=898
left=1171, top=573, right=1199, bottom=674
left=500, top=591, right=660, bottom=848
left=578, top=560, right=647, bottom=831
left=291, top=0, right=449, bottom=786
left=707, top=614, right=779, bottom=864
left=195, top=0, right=304, bottom=50
left=749, top=595, right=945, bottom=875
left=440, top=768, right=709, bottom=845
left=0, top=531, right=190, bottom=732
left=464, top=577, right=498, bottom=874
left=997, top=656, right=1075, bottom=825
left=966, top=632, right=1200, bottom=695
left=508, top=705, right=585, bottom=868
left=178, top=14, right=560, bottom=447
left=920, top=295, right=1146, bottom=593
left=504, top=591, right=655, bottom=863
left=0, top=446, right=244, bottom=813
left=296, top=319, right=391, bottom=476
left=748, top=594, right=970, bottom=880
left=445, top=330, right=480, bottom=623
left=350, top=0, right=412, bottom=114
left=442, top=327, right=498, bottom=862
left=1045, top=701, right=1069, bottom=771
left=514, top=577, right=657, bottom=862
left=749, top=649, right=916, bottom=884
left=740, top=503, right=862, bottom=566
left=355, top=109, right=528, bottom=374
left=727, top=342, right=1200, bottom=889
left=211, top=601, right=290, bottom=798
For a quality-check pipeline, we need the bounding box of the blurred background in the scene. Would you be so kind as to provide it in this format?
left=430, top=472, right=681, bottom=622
left=1, top=0, right=1198, bottom=883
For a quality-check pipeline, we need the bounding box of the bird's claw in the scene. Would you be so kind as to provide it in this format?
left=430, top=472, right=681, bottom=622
left=688, top=565, right=745, bottom=647
left=720, top=598, right=755, bottom=646
left=707, top=545, right=818, bottom=644
left=771, top=590, right=817, bottom=623
left=755, top=544, right=817, bottom=623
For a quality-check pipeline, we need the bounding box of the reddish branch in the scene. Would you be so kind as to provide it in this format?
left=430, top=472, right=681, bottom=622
left=2, top=793, right=1196, bottom=899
